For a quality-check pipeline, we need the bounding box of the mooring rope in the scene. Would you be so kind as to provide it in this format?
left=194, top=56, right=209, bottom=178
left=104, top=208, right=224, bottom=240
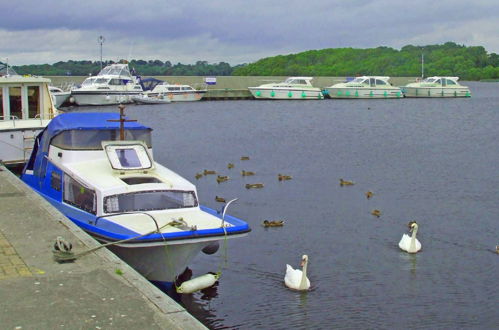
left=52, top=220, right=177, bottom=263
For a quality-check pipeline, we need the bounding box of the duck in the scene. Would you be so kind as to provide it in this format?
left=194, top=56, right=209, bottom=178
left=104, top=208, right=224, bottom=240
left=241, top=156, right=250, bottom=160
left=195, top=173, right=203, bottom=180
left=398, top=221, right=422, bottom=253
left=365, top=191, right=374, bottom=199
left=262, top=220, right=284, bottom=227
left=245, top=183, right=264, bottom=189
left=227, top=163, right=234, bottom=169
left=241, top=170, right=255, bottom=176
left=340, top=178, right=354, bottom=186
left=496, top=245, right=499, bottom=254
left=278, top=174, right=292, bottom=181
left=284, top=255, right=310, bottom=291
left=216, top=175, right=229, bottom=183
left=215, top=196, right=226, bottom=203
left=203, top=169, right=216, bottom=175
left=371, top=209, right=381, bottom=217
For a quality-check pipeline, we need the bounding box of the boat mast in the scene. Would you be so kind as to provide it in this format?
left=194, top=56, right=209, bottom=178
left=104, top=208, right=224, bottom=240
left=107, top=104, right=137, bottom=140
left=421, top=49, right=424, bottom=79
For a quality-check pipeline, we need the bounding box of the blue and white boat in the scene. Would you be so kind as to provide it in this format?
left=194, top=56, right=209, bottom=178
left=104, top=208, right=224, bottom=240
left=21, top=111, right=250, bottom=286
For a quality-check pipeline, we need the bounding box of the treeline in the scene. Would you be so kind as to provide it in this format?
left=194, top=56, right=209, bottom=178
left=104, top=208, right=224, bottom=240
left=13, top=60, right=241, bottom=76
left=233, top=42, right=499, bottom=80
left=10, top=42, right=499, bottom=80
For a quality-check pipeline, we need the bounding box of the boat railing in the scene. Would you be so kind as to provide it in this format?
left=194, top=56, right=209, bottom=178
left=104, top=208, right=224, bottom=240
left=0, top=115, right=20, bottom=127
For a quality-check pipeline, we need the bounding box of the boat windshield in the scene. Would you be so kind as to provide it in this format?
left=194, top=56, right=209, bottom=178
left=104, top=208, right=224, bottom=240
left=283, top=78, right=308, bottom=85
left=351, top=77, right=367, bottom=83
left=104, top=190, right=198, bottom=213
left=82, top=78, right=96, bottom=86
left=94, top=78, right=109, bottom=84
left=51, top=129, right=152, bottom=150
left=98, top=64, right=132, bottom=78
left=423, top=78, right=438, bottom=83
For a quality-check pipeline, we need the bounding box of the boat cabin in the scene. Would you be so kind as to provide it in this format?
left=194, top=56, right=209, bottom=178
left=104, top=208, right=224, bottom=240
left=347, top=76, right=391, bottom=87
left=420, top=76, right=460, bottom=86
left=22, top=112, right=198, bottom=218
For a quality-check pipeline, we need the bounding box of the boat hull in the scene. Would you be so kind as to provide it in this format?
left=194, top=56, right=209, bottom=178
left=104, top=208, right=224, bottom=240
left=326, top=87, right=403, bottom=99
left=146, top=91, right=206, bottom=102
left=248, top=88, right=324, bottom=100
left=402, top=87, right=471, bottom=98
left=70, top=91, right=143, bottom=106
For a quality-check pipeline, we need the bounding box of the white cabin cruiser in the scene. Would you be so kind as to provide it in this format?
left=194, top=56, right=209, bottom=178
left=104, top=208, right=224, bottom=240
left=144, top=82, right=206, bottom=102
left=70, top=63, right=143, bottom=106
left=325, top=76, right=402, bottom=99
left=21, top=110, right=250, bottom=287
left=49, top=86, right=71, bottom=108
left=248, top=77, right=324, bottom=100
left=402, top=76, right=471, bottom=97
left=0, top=63, right=58, bottom=165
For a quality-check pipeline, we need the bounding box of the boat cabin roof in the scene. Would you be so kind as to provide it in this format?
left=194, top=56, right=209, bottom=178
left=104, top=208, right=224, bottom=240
left=97, top=63, right=133, bottom=78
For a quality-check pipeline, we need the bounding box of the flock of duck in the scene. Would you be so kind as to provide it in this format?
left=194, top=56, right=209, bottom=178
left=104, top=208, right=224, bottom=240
left=195, top=161, right=427, bottom=292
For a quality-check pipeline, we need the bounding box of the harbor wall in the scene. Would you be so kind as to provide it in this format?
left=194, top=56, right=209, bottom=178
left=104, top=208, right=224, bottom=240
left=49, top=76, right=418, bottom=89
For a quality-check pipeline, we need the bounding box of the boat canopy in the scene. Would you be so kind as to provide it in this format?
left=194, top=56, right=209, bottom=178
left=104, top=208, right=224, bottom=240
left=98, top=64, right=133, bottom=78
left=24, top=112, right=152, bottom=173
left=139, top=77, right=164, bottom=91
left=0, top=63, right=19, bottom=76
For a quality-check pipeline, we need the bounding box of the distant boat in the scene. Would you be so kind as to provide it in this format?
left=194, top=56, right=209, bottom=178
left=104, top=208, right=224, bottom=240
left=402, top=76, right=471, bottom=98
left=325, top=76, right=403, bottom=99
left=144, top=81, right=206, bottom=102
left=70, top=63, right=143, bottom=105
left=248, top=77, right=324, bottom=100
left=131, top=93, right=172, bottom=104
left=0, top=63, right=58, bottom=165
left=49, top=86, right=71, bottom=108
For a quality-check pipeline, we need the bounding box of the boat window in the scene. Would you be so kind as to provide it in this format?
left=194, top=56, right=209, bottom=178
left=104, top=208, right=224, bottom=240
left=104, top=190, right=198, bottom=213
left=446, top=79, right=457, bottom=85
left=351, top=77, right=365, bottom=83
left=81, top=78, right=96, bottom=86
left=105, top=144, right=152, bottom=170
left=434, top=79, right=442, bottom=85
left=51, top=171, right=62, bottom=191
left=94, top=78, right=109, bottom=84
left=63, top=174, right=96, bottom=214
left=121, top=177, right=162, bottom=185
left=375, top=79, right=387, bottom=86
left=424, top=78, right=436, bottom=83
left=51, top=129, right=152, bottom=150
left=9, top=87, right=22, bottom=120
left=28, top=86, right=40, bottom=118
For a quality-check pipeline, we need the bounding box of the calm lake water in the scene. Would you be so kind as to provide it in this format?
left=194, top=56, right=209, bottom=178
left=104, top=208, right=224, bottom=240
left=77, top=82, right=498, bottom=329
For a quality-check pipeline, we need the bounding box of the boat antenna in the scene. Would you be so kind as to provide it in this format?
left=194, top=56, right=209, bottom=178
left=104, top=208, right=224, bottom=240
left=107, top=104, right=137, bottom=140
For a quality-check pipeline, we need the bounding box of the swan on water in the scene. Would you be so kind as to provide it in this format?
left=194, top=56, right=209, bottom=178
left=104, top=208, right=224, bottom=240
left=284, top=255, right=310, bottom=291
left=399, top=221, right=422, bottom=253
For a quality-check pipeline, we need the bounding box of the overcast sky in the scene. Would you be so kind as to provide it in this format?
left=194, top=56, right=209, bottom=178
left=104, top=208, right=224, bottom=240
left=1, top=0, right=498, bottom=66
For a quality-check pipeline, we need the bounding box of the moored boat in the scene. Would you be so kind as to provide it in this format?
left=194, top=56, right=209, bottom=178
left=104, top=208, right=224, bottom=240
left=70, top=63, right=143, bottom=106
left=145, top=81, right=206, bottom=102
left=49, top=86, right=71, bottom=108
left=131, top=94, right=172, bottom=104
left=248, top=77, right=324, bottom=100
left=0, top=63, right=58, bottom=166
left=325, top=76, right=403, bottom=99
left=402, top=76, right=471, bottom=97
left=21, top=109, right=250, bottom=287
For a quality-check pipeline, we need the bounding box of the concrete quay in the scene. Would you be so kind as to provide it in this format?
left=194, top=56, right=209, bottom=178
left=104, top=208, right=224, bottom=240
left=0, top=165, right=207, bottom=330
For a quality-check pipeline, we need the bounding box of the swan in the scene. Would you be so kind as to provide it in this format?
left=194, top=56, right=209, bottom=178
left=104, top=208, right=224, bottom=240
left=399, top=221, right=422, bottom=253
left=284, top=255, right=310, bottom=291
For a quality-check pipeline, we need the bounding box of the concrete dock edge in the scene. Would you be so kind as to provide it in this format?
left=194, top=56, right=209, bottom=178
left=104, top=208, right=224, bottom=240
left=0, top=164, right=207, bottom=329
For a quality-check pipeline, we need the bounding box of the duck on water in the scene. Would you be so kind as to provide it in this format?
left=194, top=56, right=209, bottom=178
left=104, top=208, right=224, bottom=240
left=20, top=107, right=251, bottom=288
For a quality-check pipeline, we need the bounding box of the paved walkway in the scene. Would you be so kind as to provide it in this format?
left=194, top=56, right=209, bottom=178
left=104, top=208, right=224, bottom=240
left=0, top=165, right=206, bottom=330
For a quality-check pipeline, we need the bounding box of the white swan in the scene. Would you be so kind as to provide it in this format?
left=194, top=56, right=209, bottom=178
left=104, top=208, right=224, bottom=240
left=284, top=255, right=310, bottom=290
left=399, top=221, right=422, bottom=253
